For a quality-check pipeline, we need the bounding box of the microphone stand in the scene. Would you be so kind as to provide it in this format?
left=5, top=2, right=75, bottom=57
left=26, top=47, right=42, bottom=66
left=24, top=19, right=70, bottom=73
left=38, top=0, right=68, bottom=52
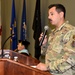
left=0, top=34, right=14, bottom=58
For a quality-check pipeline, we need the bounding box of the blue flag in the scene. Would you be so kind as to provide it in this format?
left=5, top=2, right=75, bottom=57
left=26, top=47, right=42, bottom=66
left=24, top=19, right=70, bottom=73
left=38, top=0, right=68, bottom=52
left=20, top=0, right=27, bottom=40
left=10, top=0, right=17, bottom=50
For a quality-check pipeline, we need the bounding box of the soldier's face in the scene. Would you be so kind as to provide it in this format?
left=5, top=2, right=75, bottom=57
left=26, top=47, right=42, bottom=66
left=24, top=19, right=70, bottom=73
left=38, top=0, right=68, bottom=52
left=48, top=7, right=62, bottom=26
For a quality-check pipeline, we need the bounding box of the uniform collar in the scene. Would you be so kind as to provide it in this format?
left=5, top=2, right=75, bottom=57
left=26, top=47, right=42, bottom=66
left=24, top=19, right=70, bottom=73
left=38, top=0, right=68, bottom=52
left=53, top=21, right=69, bottom=33
left=18, top=49, right=29, bottom=55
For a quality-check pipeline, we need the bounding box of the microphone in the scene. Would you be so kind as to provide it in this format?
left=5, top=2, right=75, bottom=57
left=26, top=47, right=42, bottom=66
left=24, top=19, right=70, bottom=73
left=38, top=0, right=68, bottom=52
left=0, top=34, right=15, bottom=58
left=39, top=26, right=49, bottom=46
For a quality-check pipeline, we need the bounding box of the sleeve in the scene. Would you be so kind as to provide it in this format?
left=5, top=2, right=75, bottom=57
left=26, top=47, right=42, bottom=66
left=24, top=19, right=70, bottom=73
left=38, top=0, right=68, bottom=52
left=47, top=29, right=75, bottom=73
left=41, top=43, right=48, bottom=55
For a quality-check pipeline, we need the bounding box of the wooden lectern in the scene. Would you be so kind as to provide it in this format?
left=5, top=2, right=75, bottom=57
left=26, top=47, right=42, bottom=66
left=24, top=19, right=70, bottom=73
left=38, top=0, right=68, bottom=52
left=0, top=50, right=52, bottom=75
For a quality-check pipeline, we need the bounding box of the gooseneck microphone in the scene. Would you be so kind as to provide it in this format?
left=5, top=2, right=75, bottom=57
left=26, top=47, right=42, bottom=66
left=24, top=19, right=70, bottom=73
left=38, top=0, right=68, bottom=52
left=39, top=26, right=49, bottom=46
left=0, top=34, right=15, bottom=58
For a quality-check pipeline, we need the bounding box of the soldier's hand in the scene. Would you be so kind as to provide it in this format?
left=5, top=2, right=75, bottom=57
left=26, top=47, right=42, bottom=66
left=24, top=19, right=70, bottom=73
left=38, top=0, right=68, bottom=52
left=39, top=33, right=47, bottom=45
left=36, top=63, right=48, bottom=71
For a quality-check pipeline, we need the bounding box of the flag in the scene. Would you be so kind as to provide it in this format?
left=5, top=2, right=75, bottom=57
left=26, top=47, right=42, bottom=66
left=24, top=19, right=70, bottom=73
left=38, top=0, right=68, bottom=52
left=32, top=0, right=42, bottom=60
left=10, top=0, right=17, bottom=50
left=20, top=0, right=27, bottom=40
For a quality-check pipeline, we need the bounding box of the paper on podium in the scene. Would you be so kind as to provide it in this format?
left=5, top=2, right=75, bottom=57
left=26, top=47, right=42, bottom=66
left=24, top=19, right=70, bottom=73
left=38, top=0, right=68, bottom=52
left=31, top=65, right=36, bottom=68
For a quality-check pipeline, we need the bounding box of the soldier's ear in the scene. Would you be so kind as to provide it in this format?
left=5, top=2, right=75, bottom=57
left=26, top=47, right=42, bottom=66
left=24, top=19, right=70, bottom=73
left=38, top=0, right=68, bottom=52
left=60, top=12, right=64, bottom=18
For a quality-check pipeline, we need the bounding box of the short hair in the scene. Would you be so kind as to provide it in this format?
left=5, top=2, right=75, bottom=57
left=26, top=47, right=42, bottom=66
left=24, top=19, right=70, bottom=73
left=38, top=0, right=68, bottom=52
left=48, top=4, right=66, bottom=18
left=18, top=40, right=30, bottom=49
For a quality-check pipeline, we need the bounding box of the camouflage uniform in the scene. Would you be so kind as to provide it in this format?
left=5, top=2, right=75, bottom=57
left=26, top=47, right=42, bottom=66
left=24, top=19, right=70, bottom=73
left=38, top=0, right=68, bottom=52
left=41, top=21, right=75, bottom=75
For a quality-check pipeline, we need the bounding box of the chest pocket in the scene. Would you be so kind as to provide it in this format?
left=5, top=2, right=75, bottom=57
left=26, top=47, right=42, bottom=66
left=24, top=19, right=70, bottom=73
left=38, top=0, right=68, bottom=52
left=49, top=34, right=64, bottom=54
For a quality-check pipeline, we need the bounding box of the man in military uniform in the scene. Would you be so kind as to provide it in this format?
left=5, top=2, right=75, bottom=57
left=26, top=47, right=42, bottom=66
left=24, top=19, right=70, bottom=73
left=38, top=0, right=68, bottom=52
left=36, top=4, right=75, bottom=75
